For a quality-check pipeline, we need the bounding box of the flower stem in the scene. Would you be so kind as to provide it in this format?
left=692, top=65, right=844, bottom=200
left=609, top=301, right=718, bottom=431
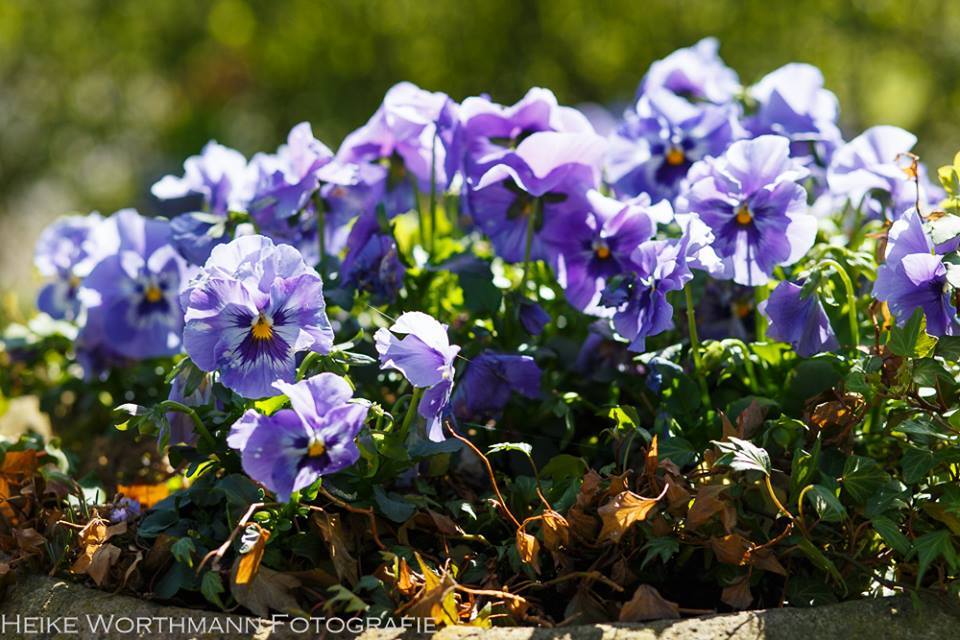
left=764, top=474, right=794, bottom=522
left=519, top=198, right=539, bottom=293
left=296, top=351, right=321, bottom=380
left=684, top=286, right=712, bottom=410
left=399, top=387, right=424, bottom=439
left=159, top=400, right=216, bottom=449
left=818, top=258, right=860, bottom=348
left=754, top=287, right=768, bottom=341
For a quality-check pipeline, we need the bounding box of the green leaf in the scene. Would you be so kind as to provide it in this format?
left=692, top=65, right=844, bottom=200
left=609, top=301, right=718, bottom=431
left=200, top=571, right=226, bottom=609
left=804, top=485, right=847, bottom=522
left=712, top=437, right=771, bottom=476
left=936, top=335, right=960, bottom=361
left=913, top=530, right=958, bottom=587
left=795, top=538, right=847, bottom=595
left=372, top=486, right=416, bottom=523
left=842, top=456, right=890, bottom=504
left=540, top=454, right=588, bottom=483
left=487, top=442, right=533, bottom=458
left=901, top=446, right=936, bottom=484
left=894, top=417, right=951, bottom=441
left=138, top=509, right=179, bottom=537
left=171, top=537, right=196, bottom=568
left=872, top=516, right=912, bottom=555
left=640, top=537, right=679, bottom=569
left=608, top=405, right=643, bottom=433
left=888, top=308, right=938, bottom=359
left=658, top=435, right=697, bottom=467
left=409, top=438, right=463, bottom=459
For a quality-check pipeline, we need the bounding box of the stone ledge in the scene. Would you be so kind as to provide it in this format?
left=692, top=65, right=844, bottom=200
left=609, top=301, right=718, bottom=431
left=2, top=574, right=960, bottom=640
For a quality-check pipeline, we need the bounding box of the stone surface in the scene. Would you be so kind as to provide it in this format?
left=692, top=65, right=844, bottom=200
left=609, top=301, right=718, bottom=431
left=2, top=574, right=960, bottom=639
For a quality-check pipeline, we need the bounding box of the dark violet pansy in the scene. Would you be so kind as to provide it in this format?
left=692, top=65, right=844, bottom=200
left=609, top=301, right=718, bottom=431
left=337, top=82, right=460, bottom=217
left=638, top=37, right=740, bottom=105
left=606, top=90, right=742, bottom=202
left=227, top=373, right=369, bottom=502
left=182, top=235, right=334, bottom=399
left=600, top=236, right=694, bottom=352
left=873, top=209, right=959, bottom=336
left=677, top=135, right=817, bottom=286
left=759, top=281, right=839, bottom=357
left=339, top=213, right=405, bottom=304
left=518, top=299, right=550, bottom=336
left=827, top=125, right=942, bottom=220
left=466, top=131, right=606, bottom=263
left=79, top=209, right=189, bottom=360
left=34, top=212, right=115, bottom=321
left=547, top=190, right=668, bottom=312
left=459, top=87, right=594, bottom=182
left=452, top=351, right=541, bottom=421
left=151, top=141, right=252, bottom=215
left=744, top=63, right=843, bottom=166
left=375, top=311, right=460, bottom=441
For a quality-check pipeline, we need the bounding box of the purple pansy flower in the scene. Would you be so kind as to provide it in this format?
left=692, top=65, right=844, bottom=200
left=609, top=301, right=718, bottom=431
left=227, top=373, right=369, bottom=502
left=151, top=141, right=252, bottom=215
left=337, top=82, right=460, bottom=217
left=452, top=352, right=541, bottom=421
left=182, top=235, right=334, bottom=399
left=638, top=37, right=741, bottom=105
left=79, top=209, right=189, bottom=360
left=548, top=190, right=668, bottom=312
left=606, top=90, right=742, bottom=202
left=600, top=237, right=694, bottom=352
left=827, top=126, right=941, bottom=220
left=34, top=212, right=116, bottom=321
left=518, top=299, right=550, bottom=336
left=459, top=87, right=594, bottom=182
left=759, top=281, right=839, bottom=357
left=108, top=497, right=142, bottom=524
left=873, top=209, right=959, bottom=336
left=163, top=367, right=212, bottom=446
left=466, top=131, right=606, bottom=263
left=744, top=63, right=843, bottom=167
left=375, top=312, right=460, bottom=441
left=676, top=135, right=817, bottom=286
left=339, top=213, right=405, bottom=304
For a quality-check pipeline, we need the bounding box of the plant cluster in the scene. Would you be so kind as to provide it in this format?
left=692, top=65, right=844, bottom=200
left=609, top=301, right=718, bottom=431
left=5, top=38, right=960, bottom=625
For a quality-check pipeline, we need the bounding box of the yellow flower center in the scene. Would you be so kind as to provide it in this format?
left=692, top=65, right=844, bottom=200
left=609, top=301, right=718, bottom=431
left=144, top=286, right=163, bottom=303
left=307, top=438, right=326, bottom=458
left=595, top=244, right=611, bottom=260
left=69, top=274, right=82, bottom=289
left=665, top=147, right=685, bottom=166
left=251, top=314, right=274, bottom=341
left=735, top=205, right=753, bottom=226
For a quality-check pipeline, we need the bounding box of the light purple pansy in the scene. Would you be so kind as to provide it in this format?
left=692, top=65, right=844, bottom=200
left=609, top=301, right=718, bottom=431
left=827, top=125, right=941, bottom=220
left=79, top=209, right=189, bottom=360
left=34, top=212, right=116, bottom=321
left=466, top=131, right=606, bottom=263
left=759, top=281, right=839, bottom=357
left=606, top=90, right=743, bottom=202
left=182, top=235, right=334, bottom=399
left=873, top=209, right=959, bottom=336
left=676, top=135, right=817, bottom=286
left=151, top=141, right=253, bottom=215
left=459, top=87, right=594, bottom=182
left=547, top=190, right=668, bottom=313
left=227, top=373, right=369, bottom=502
left=375, top=312, right=460, bottom=441
left=599, top=236, right=694, bottom=352
left=638, top=37, right=741, bottom=105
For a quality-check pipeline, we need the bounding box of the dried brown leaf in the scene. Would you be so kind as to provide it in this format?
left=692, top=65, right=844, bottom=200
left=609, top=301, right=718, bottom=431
left=540, top=509, right=570, bottom=553
left=235, top=525, right=270, bottom=586
left=721, top=576, right=753, bottom=610
left=619, top=584, right=679, bottom=622
left=687, top=485, right=728, bottom=530
left=597, top=488, right=664, bottom=543
left=230, top=560, right=302, bottom=617
left=516, top=527, right=541, bottom=574
left=709, top=534, right=754, bottom=565
left=313, top=511, right=358, bottom=586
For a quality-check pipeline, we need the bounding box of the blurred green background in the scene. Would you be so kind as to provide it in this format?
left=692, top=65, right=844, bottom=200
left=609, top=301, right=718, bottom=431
left=3, top=0, right=960, bottom=303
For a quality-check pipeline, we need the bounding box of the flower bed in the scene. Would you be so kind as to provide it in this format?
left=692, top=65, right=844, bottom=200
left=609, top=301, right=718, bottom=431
left=3, top=38, right=960, bottom=627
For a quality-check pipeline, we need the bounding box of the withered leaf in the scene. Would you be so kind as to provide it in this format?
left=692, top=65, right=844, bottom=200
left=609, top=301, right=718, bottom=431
left=721, top=577, right=752, bottom=610
left=709, top=533, right=754, bottom=565
left=235, top=525, right=270, bottom=586
left=687, top=484, right=731, bottom=531
left=619, top=584, right=680, bottom=622
left=405, top=552, right=460, bottom=626
left=395, top=556, right=419, bottom=597
left=230, top=560, right=302, bottom=617
left=540, top=509, right=570, bottom=553
left=86, top=543, right=121, bottom=586
left=644, top=435, right=659, bottom=480
left=14, top=527, right=45, bottom=555
left=749, top=548, right=787, bottom=575
left=516, top=527, right=541, bottom=574
left=313, top=511, right=358, bottom=586
left=597, top=488, right=665, bottom=543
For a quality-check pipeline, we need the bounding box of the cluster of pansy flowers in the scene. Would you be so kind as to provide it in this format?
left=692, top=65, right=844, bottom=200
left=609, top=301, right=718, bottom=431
left=32, top=38, right=959, bottom=501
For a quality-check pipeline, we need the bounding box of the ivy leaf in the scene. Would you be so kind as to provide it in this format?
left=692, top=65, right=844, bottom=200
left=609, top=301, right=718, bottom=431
left=171, top=536, right=196, bottom=568
left=487, top=442, right=533, bottom=457
left=871, top=516, right=911, bottom=555
left=373, top=486, right=416, bottom=523
left=201, top=570, right=226, bottom=609
left=901, top=446, right=936, bottom=484
left=712, top=437, right=771, bottom=476
left=804, top=485, right=847, bottom=522
left=842, top=456, right=890, bottom=504
left=913, top=530, right=958, bottom=587
left=639, top=536, right=680, bottom=569
left=795, top=538, right=847, bottom=595
left=887, top=308, right=937, bottom=359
